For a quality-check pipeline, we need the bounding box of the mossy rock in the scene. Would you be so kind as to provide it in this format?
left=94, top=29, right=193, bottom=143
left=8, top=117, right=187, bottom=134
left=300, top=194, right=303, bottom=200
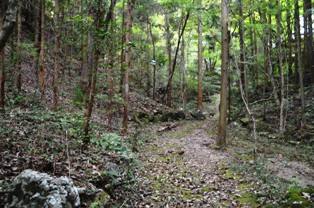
left=161, top=111, right=186, bottom=122
left=240, top=117, right=250, bottom=125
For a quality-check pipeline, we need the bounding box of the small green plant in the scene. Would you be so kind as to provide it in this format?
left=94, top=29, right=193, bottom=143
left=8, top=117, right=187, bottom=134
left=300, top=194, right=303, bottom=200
left=91, top=133, right=131, bottom=156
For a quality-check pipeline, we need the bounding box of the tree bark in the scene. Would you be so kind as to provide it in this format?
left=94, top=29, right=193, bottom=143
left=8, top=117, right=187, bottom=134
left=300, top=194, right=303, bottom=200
left=197, top=0, right=203, bottom=110
left=0, top=0, right=18, bottom=51
left=217, top=0, right=229, bottom=148
left=15, top=0, right=22, bottom=90
left=164, top=13, right=172, bottom=107
left=294, top=0, right=306, bottom=129
left=149, top=22, right=157, bottom=100
left=277, top=0, right=285, bottom=137
left=121, top=0, right=135, bottom=135
left=163, top=11, right=190, bottom=107
left=181, top=35, right=187, bottom=110
left=304, top=0, right=314, bottom=83
left=34, top=0, right=40, bottom=88
left=52, top=0, right=61, bottom=111
left=39, top=0, right=45, bottom=100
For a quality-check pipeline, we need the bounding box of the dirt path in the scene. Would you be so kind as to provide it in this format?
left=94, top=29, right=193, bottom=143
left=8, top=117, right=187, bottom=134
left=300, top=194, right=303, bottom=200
left=120, top=118, right=251, bottom=207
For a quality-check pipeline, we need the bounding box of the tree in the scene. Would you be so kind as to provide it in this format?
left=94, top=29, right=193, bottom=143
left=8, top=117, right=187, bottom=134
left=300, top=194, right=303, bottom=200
left=122, top=0, right=135, bottom=135
left=52, top=0, right=61, bottom=111
left=277, top=0, right=285, bottom=137
left=294, top=0, right=306, bottom=129
left=39, top=0, right=45, bottom=100
left=15, top=0, right=22, bottom=90
left=197, top=0, right=203, bottom=110
left=0, top=0, right=18, bottom=109
left=217, top=0, right=229, bottom=147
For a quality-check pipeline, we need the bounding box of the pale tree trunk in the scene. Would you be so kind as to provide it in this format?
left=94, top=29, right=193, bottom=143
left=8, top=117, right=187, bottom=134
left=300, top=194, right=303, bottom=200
left=52, top=0, right=61, bottom=111
left=267, top=3, right=280, bottom=106
left=287, top=0, right=293, bottom=77
left=15, top=0, right=22, bottom=90
left=277, top=0, right=285, bottom=137
left=197, top=0, right=203, bottom=110
left=294, top=0, right=306, bottom=129
left=165, top=13, right=172, bottom=107
left=39, top=0, right=45, bottom=100
left=122, top=0, right=135, bottom=135
left=239, top=0, right=248, bottom=102
left=217, top=0, right=229, bottom=148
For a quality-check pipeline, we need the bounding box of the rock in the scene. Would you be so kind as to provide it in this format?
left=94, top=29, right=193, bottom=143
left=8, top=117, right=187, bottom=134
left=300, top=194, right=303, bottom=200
left=190, top=110, right=206, bottom=120
left=240, top=117, right=250, bottom=125
left=161, top=110, right=186, bottom=122
left=5, top=169, right=80, bottom=208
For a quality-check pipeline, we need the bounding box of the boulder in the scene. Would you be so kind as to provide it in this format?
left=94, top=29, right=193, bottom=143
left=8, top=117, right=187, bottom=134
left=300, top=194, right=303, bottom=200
left=5, top=169, right=80, bottom=208
left=240, top=117, right=250, bottom=125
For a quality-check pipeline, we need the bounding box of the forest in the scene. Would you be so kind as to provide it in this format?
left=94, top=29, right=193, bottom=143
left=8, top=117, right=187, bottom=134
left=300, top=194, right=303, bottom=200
left=0, top=0, right=313, bottom=207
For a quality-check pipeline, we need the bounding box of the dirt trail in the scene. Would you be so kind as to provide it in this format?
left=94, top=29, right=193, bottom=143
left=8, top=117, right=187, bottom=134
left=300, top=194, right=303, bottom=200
left=122, top=118, right=247, bottom=207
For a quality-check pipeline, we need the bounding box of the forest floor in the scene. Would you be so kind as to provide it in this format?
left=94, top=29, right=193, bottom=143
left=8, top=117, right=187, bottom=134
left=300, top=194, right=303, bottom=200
left=109, top=96, right=314, bottom=207
left=1, top=89, right=314, bottom=207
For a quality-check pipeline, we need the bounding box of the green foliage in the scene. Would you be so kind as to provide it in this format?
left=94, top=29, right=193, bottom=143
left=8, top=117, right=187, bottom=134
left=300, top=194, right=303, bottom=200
left=73, top=85, right=88, bottom=108
left=91, top=133, right=131, bottom=156
left=283, top=186, right=314, bottom=207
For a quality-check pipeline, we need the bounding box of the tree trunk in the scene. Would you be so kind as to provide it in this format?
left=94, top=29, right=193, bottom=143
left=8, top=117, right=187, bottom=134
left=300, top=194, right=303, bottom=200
left=304, top=0, right=314, bottom=83
left=164, top=13, right=172, bottom=107
left=52, top=0, right=61, bottom=111
left=197, top=0, right=203, bottom=110
left=277, top=0, right=285, bottom=137
left=149, top=22, right=157, bottom=100
left=39, top=0, right=45, bottom=100
left=145, top=20, right=151, bottom=97
left=121, top=0, right=135, bottom=135
left=287, top=0, right=293, bottom=77
left=107, top=0, right=117, bottom=129
left=163, top=11, right=190, bottom=106
left=239, top=0, right=248, bottom=102
left=217, top=0, right=229, bottom=148
left=15, top=0, right=22, bottom=90
left=0, top=0, right=18, bottom=51
left=181, top=35, right=187, bottom=110
left=34, top=0, right=40, bottom=88
left=294, top=0, right=306, bottom=129
left=119, top=0, right=126, bottom=94
left=0, top=3, right=5, bottom=109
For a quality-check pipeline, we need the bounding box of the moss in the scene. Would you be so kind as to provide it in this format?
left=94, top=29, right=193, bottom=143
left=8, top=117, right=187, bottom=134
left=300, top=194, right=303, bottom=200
left=237, top=192, right=258, bottom=207
left=225, top=170, right=239, bottom=179
left=201, top=184, right=214, bottom=192
left=238, top=183, right=251, bottom=191
left=283, top=187, right=314, bottom=207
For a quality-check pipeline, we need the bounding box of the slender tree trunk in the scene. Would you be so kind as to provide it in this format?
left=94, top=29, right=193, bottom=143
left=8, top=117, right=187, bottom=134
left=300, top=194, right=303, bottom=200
left=15, top=0, right=22, bottom=90
left=107, top=0, right=117, bottom=129
left=197, top=0, right=203, bottom=109
left=39, top=0, right=45, bottom=100
left=217, top=0, right=229, bottom=148
left=149, top=22, right=157, bottom=100
left=277, top=0, right=285, bottom=137
left=122, top=0, right=135, bottom=135
left=294, top=0, right=306, bottom=129
left=145, top=20, right=151, bottom=97
left=163, top=11, right=190, bottom=106
left=239, top=0, right=248, bottom=102
left=287, top=0, right=293, bottom=77
left=52, top=0, right=61, bottom=111
left=304, top=0, right=314, bottom=83
left=0, top=3, right=5, bottom=109
left=34, top=0, right=40, bottom=88
left=165, top=13, right=172, bottom=107
left=181, top=35, right=187, bottom=110
left=83, top=0, right=104, bottom=136
left=119, top=0, right=126, bottom=94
